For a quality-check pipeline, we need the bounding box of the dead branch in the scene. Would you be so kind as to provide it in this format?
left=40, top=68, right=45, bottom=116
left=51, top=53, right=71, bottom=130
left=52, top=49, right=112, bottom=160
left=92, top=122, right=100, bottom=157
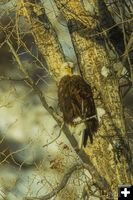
left=25, top=162, right=110, bottom=200
left=6, top=24, right=109, bottom=192
left=0, top=75, right=28, bottom=82
left=24, top=163, right=82, bottom=200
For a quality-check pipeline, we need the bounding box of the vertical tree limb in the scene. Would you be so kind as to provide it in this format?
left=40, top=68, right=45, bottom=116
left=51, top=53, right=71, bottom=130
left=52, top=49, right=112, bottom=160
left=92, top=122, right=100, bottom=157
left=55, top=0, right=132, bottom=197
left=19, top=0, right=72, bottom=82
left=9, top=0, right=111, bottom=195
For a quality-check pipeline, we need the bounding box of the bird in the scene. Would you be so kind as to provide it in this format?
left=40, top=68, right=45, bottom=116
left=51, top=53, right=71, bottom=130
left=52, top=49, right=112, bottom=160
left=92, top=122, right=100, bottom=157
left=58, top=74, right=98, bottom=148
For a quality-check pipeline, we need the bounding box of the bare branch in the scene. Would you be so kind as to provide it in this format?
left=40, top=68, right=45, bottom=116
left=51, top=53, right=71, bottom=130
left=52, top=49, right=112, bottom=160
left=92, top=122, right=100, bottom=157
left=24, top=163, right=83, bottom=200
left=43, top=122, right=64, bottom=148
left=0, top=75, right=28, bottom=82
left=5, top=20, right=109, bottom=193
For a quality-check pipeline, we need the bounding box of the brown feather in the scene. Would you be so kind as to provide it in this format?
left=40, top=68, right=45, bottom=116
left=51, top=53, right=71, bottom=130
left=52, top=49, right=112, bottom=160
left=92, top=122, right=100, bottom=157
left=58, top=75, right=98, bottom=147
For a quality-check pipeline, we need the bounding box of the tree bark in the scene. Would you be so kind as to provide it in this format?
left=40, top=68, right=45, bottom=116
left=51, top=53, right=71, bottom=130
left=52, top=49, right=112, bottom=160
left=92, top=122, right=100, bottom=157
left=18, top=0, right=111, bottom=194
left=19, top=0, right=72, bottom=82
left=55, top=0, right=132, bottom=197
left=18, top=0, right=132, bottom=198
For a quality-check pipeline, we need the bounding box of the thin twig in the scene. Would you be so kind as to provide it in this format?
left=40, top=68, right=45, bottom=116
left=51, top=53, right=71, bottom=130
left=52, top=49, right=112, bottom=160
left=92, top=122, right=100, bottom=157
left=0, top=75, right=28, bottom=82
left=24, top=163, right=83, bottom=200
left=6, top=4, right=111, bottom=193
left=73, top=115, right=97, bottom=126
left=43, top=122, right=64, bottom=148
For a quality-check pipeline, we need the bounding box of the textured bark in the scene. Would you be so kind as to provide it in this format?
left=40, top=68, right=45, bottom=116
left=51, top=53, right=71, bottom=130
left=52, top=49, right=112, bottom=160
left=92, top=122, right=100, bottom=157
left=55, top=0, right=132, bottom=197
left=18, top=0, right=132, bottom=197
left=18, top=0, right=111, bottom=194
left=19, top=0, right=72, bottom=82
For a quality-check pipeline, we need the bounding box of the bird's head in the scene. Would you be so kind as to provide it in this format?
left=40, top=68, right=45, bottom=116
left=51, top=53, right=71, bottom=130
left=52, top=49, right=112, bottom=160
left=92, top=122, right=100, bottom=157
left=59, top=62, right=73, bottom=80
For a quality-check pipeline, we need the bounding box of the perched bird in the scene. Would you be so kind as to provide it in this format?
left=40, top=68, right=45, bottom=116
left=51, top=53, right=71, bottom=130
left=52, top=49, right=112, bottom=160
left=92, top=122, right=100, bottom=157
left=58, top=74, right=98, bottom=148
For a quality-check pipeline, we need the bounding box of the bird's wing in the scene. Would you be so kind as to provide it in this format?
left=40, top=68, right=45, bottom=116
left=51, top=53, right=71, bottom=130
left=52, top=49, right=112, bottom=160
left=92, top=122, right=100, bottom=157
left=70, top=76, right=95, bottom=119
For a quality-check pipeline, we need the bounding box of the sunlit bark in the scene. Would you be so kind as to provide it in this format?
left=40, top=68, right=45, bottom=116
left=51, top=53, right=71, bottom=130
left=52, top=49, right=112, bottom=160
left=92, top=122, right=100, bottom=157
left=55, top=0, right=132, bottom=197
left=19, top=0, right=72, bottom=82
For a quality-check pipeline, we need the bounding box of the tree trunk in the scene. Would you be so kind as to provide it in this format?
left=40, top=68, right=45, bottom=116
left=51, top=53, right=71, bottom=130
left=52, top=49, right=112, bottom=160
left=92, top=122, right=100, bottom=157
left=55, top=0, right=132, bottom=197
left=19, top=0, right=132, bottom=198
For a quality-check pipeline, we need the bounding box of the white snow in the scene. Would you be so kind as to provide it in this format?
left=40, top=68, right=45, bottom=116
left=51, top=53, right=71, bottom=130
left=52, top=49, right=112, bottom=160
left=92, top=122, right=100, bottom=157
left=96, top=107, right=106, bottom=122
left=101, top=66, right=110, bottom=77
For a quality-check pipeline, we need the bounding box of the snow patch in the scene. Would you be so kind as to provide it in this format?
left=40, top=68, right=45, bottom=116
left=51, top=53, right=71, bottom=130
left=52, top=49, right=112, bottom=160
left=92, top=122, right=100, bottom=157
left=96, top=107, right=106, bottom=122
left=101, top=66, right=110, bottom=77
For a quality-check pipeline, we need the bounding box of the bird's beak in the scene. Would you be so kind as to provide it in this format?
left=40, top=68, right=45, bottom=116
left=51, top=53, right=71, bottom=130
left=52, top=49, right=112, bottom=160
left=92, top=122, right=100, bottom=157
left=67, top=67, right=72, bottom=75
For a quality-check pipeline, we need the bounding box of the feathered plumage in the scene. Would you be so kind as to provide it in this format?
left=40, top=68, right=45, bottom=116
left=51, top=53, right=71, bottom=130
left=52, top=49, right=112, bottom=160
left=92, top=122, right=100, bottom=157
left=58, top=75, right=98, bottom=147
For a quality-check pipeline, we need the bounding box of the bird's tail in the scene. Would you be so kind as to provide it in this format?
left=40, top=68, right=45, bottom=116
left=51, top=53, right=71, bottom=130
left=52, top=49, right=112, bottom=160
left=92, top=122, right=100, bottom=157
left=83, top=118, right=98, bottom=147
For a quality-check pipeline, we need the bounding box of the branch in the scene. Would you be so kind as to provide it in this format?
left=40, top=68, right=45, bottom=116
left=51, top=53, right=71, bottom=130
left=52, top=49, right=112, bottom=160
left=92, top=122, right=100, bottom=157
left=54, top=0, right=132, bottom=197
left=54, top=0, right=96, bottom=28
left=43, top=123, right=64, bottom=148
left=24, top=162, right=110, bottom=200
left=122, top=32, right=133, bottom=82
left=24, top=163, right=83, bottom=200
left=6, top=28, right=110, bottom=193
left=18, top=0, right=72, bottom=82
left=0, top=75, right=28, bottom=82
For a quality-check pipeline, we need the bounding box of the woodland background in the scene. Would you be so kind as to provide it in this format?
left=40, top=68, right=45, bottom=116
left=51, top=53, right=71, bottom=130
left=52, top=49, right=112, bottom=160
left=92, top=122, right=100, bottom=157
left=0, top=0, right=133, bottom=199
